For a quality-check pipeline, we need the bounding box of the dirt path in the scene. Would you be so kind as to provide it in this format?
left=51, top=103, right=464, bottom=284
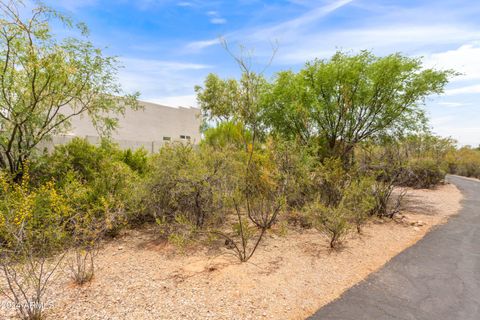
left=0, top=183, right=463, bottom=319
left=308, top=175, right=480, bottom=320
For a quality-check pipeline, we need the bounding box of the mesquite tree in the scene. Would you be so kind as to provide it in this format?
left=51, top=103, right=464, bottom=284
left=0, top=1, right=138, bottom=177
left=263, top=51, right=455, bottom=164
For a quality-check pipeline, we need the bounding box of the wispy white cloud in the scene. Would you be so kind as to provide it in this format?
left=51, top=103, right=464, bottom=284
left=276, top=25, right=480, bottom=64
left=130, top=0, right=185, bottom=10
left=207, top=10, right=227, bottom=25
left=425, top=43, right=480, bottom=81
left=287, top=0, right=327, bottom=7
left=185, top=0, right=480, bottom=67
left=185, top=0, right=353, bottom=52
left=210, top=17, right=227, bottom=24
left=445, top=84, right=480, bottom=96
left=251, top=0, right=353, bottom=39
left=177, top=1, right=193, bottom=7
left=437, top=102, right=470, bottom=107
left=186, top=38, right=221, bottom=50
left=121, top=58, right=211, bottom=70
left=118, top=58, right=210, bottom=104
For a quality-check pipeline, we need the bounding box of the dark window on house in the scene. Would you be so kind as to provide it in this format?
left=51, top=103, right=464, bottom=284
left=180, top=135, right=186, bottom=139
left=186, top=136, right=191, bottom=140
left=163, top=136, right=171, bottom=141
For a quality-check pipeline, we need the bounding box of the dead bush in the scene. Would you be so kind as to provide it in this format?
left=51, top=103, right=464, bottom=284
left=213, top=194, right=283, bottom=262
left=67, top=212, right=105, bottom=285
left=69, top=249, right=96, bottom=285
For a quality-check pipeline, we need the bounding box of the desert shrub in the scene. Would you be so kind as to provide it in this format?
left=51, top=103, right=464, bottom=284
left=212, top=188, right=284, bottom=262
left=312, top=158, right=354, bottom=207
left=357, top=134, right=453, bottom=189
left=269, top=138, right=316, bottom=209
left=0, top=169, right=70, bottom=255
left=69, top=248, right=96, bottom=285
left=306, top=158, right=377, bottom=246
left=202, top=121, right=250, bottom=150
left=67, top=208, right=107, bottom=285
left=33, top=138, right=142, bottom=233
left=370, top=178, right=406, bottom=218
left=156, top=214, right=198, bottom=250
left=400, top=158, right=446, bottom=188
left=0, top=170, right=70, bottom=320
left=448, top=146, right=480, bottom=178
left=34, top=138, right=144, bottom=181
left=34, top=138, right=102, bottom=182
left=246, top=194, right=284, bottom=230
left=195, top=44, right=291, bottom=262
left=87, top=161, right=140, bottom=234
left=400, top=135, right=453, bottom=188
left=144, top=140, right=284, bottom=260
left=200, top=130, right=287, bottom=262
left=342, top=177, right=376, bottom=233
left=145, top=143, right=228, bottom=231
left=121, top=148, right=149, bottom=175
left=307, top=200, right=351, bottom=248
left=356, top=142, right=405, bottom=218
left=207, top=144, right=287, bottom=262
left=215, top=206, right=266, bottom=262
left=286, top=210, right=312, bottom=228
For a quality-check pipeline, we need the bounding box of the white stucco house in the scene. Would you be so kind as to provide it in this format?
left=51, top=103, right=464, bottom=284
left=50, top=101, right=202, bottom=153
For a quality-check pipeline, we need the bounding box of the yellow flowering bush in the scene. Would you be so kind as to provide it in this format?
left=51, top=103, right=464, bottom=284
left=0, top=169, right=73, bottom=320
left=0, top=169, right=71, bottom=256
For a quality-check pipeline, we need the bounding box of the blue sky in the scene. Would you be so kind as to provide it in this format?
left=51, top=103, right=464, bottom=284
left=44, top=0, right=479, bottom=146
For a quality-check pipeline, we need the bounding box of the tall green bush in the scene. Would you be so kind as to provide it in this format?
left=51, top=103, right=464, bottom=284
left=33, top=138, right=142, bottom=233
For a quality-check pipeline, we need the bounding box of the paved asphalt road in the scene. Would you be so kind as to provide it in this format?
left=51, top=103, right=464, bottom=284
left=308, top=175, right=480, bottom=320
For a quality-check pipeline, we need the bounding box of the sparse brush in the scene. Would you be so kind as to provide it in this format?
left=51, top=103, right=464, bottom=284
left=70, top=248, right=96, bottom=285
left=67, top=211, right=105, bottom=286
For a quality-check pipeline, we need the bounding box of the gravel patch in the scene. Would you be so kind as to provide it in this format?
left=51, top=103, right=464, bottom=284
left=0, top=183, right=462, bottom=320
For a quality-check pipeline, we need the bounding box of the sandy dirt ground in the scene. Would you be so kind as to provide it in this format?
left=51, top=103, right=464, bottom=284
left=1, top=183, right=462, bottom=320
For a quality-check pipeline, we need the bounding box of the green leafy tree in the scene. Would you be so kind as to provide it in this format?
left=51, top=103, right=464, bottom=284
left=195, top=43, right=271, bottom=152
left=264, top=50, right=455, bottom=163
left=0, top=1, right=138, bottom=177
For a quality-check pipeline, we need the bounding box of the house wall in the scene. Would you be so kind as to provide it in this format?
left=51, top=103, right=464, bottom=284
left=44, top=101, right=202, bottom=153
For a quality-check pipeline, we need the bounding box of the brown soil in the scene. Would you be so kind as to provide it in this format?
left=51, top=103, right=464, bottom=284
left=1, top=183, right=463, bottom=319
